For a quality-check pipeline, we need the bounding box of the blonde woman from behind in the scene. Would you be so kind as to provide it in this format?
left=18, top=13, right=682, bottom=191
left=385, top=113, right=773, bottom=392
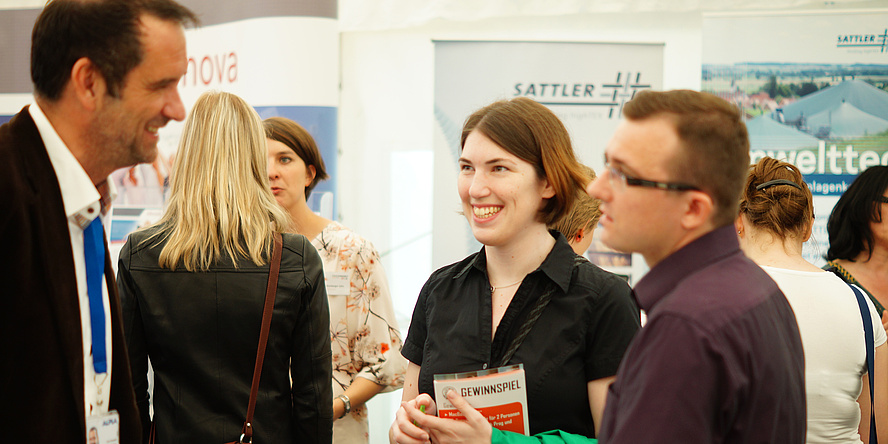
left=118, top=91, right=333, bottom=443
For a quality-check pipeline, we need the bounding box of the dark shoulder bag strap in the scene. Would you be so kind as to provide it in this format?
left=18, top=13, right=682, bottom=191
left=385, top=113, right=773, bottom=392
left=497, top=256, right=586, bottom=367
left=497, top=283, right=556, bottom=368
left=229, top=232, right=283, bottom=444
left=850, top=283, right=878, bottom=444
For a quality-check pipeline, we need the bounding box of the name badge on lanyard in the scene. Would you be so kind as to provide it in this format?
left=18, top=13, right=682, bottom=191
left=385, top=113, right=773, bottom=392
left=326, top=272, right=350, bottom=296
left=86, top=410, right=120, bottom=444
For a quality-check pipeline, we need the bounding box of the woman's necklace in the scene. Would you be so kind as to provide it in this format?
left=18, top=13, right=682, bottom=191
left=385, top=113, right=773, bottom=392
left=490, top=278, right=523, bottom=293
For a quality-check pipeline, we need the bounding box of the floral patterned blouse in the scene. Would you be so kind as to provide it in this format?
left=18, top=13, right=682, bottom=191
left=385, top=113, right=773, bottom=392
left=311, top=221, right=406, bottom=444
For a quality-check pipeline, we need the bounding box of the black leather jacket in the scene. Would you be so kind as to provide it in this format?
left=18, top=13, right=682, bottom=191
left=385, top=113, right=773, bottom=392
left=118, top=227, right=333, bottom=443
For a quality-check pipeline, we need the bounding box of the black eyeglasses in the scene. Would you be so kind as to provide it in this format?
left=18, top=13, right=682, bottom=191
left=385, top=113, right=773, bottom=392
left=605, top=162, right=701, bottom=192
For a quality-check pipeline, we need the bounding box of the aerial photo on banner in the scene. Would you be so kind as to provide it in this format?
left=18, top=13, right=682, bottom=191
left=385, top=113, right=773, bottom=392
left=703, top=9, right=888, bottom=265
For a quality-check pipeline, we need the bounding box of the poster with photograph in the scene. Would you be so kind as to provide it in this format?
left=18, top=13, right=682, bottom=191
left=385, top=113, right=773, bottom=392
left=703, top=10, right=888, bottom=266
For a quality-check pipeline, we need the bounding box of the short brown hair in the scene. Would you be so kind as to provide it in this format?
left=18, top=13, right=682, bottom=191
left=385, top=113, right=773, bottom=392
left=461, top=97, right=586, bottom=225
left=31, top=0, right=198, bottom=100
left=623, top=90, right=750, bottom=227
left=739, top=157, right=812, bottom=240
left=550, top=165, right=601, bottom=239
left=263, top=116, right=329, bottom=199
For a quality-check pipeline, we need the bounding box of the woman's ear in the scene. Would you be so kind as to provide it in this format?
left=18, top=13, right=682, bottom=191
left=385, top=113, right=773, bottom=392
left=540, top=178, right=555, bottom=199
left=734, top=214, right=745, bottom=238
left=305, top=164, right=317, bottom=188
left=802, top=216, right=814, bottom=242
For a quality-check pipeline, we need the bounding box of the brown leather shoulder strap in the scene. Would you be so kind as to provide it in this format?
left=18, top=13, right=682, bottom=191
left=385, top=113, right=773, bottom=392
left=238, top=232, right=283, bottom=443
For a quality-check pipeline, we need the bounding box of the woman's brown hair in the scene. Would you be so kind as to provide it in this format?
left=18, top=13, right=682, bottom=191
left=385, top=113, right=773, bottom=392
left=739, top=156, right=813, bottom=240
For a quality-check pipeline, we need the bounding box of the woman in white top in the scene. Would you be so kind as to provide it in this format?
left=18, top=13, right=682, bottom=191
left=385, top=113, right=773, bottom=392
left=737, top=156, right=888, bottom=443
left=264, top=116, right=407, bottom=444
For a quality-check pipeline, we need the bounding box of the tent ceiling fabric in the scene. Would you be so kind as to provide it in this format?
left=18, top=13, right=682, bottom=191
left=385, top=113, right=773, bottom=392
left=339, top=0, right=886, bottom=31
left=0, top=0, right=882, bottom=29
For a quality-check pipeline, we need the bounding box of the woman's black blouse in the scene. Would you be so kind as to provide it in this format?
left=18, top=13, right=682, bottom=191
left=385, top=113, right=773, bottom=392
left=402, top=232, right=640, bottom=437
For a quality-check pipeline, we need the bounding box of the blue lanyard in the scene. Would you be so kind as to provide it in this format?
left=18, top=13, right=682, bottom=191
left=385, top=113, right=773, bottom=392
left=84, top=217, right=107, bottom=374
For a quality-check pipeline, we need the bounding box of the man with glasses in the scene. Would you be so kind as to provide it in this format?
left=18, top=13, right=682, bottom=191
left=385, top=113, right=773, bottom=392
left=588, top=90, right=805, bottom=443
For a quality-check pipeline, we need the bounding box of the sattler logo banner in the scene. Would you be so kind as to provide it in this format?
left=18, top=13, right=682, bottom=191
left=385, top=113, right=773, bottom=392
left=704, top=9, right=888, bottom=265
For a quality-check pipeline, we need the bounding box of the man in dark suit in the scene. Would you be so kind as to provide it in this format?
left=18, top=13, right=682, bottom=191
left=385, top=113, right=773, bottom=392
left=0, top=1, right=196, bottom=442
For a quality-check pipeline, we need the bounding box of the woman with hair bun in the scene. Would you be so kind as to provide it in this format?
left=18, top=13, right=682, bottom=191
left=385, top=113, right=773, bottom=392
left=737, top=157, right=887, bottom=443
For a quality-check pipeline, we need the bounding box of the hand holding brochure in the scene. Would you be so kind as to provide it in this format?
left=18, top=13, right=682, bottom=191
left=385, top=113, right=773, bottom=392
left=433, top=364, right=529, bottom=435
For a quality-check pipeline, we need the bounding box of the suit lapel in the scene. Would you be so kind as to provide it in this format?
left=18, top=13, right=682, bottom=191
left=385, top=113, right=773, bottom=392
left=16, top=109, right=88, bottom=426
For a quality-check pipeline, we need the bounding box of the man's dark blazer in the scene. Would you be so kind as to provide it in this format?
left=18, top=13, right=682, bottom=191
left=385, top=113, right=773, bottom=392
left=0, top=106, right=141, bottom=443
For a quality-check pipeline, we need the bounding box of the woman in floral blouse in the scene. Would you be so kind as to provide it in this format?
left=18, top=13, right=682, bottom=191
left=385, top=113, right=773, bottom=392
left=264, top=116, right=406, bottom=443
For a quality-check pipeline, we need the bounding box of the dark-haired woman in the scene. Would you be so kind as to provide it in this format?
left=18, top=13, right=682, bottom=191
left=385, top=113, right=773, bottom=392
left=265, top=116, right=405, bottom=444
left=825, top=165, right=888, bottom=332
left=390, top=97, right=640, bottom=443
left=737, top=157, right=886, bottom=443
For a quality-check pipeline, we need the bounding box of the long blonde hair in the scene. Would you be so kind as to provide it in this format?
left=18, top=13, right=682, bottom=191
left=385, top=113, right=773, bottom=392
left=146, top=91, right=290, bottom=271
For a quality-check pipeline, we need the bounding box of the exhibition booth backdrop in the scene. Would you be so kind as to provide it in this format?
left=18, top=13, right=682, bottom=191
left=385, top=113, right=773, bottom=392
left=0, top=0, right=340, bottom=264
left=2, top=1, right=888, bottom=442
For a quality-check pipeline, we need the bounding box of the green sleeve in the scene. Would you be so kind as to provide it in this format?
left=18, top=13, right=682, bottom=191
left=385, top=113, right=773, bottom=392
left=490, top=428, right=598, bottom=444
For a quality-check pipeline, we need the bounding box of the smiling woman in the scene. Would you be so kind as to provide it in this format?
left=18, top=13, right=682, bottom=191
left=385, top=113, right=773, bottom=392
left=457, top=130, right=556, bottom=249
left=391, top=97, right=641, bottom=443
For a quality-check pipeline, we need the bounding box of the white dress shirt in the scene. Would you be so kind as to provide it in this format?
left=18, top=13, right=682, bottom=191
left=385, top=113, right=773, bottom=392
left=29, top=103, right=113, bottom=421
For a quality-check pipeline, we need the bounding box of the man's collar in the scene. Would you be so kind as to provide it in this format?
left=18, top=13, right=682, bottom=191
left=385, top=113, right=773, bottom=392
left=29, top=102, right=103, bottom=227
left=633, top=225, right=741, bottom=311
